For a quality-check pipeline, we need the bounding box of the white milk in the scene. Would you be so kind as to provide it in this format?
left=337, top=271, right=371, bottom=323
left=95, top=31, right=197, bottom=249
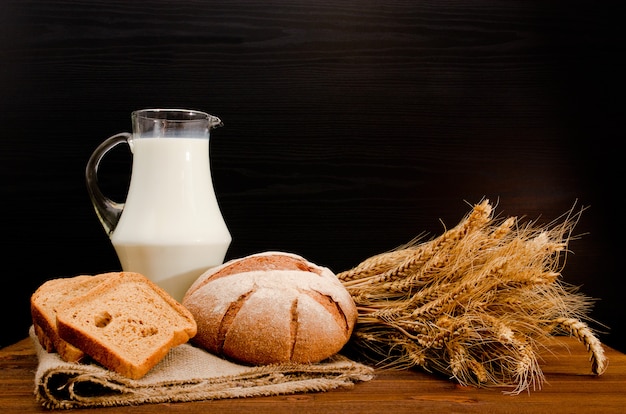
left=110, top=137, right=231, bottom=302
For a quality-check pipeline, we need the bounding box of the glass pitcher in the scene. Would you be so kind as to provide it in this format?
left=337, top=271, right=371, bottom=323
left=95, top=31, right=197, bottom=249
left=85, top=108, right=232, bottom=301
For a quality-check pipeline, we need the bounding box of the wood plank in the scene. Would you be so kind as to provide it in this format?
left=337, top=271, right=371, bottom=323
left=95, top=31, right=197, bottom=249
left=2, top=336, right=625, bottom=413
left=1, top=0, right=624, bottom=354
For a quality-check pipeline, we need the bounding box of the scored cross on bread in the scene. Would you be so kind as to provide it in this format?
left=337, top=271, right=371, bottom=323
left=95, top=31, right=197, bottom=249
left=55, top=272, right=197, bottom=379
left=183, top=251, right=357, bottom=365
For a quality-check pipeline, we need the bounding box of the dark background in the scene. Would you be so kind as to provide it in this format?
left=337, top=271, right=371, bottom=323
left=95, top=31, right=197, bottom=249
left=1, top=1, right=623, bottom=353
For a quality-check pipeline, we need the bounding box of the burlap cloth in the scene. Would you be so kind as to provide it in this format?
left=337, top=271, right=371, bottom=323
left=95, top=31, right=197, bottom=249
left=30, top=327, right=375, bottom=410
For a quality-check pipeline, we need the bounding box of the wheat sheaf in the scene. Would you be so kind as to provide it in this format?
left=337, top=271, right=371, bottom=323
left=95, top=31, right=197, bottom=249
left=338, top=199, right=607, bottom=395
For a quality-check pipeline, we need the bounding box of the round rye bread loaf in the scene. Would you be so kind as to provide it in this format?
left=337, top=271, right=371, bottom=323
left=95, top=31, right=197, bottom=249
left=182, top=251, right=358, bottom=365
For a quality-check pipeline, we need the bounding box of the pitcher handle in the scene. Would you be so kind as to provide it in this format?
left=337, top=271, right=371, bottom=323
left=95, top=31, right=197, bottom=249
left=85, top=132, right=132, bottom=236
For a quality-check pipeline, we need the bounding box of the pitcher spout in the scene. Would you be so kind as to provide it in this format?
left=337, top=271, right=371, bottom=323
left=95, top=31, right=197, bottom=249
left=209, top=115, right=223, bottom=130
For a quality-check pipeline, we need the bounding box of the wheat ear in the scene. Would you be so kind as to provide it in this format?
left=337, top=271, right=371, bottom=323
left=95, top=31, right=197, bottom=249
left=552, top=317, right=607, bottom=375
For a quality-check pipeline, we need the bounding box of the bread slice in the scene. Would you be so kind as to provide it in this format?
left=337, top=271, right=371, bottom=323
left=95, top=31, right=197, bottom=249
left=30, top=273, right=114, bottom=362
left=56, top=272, right=197, bottom=379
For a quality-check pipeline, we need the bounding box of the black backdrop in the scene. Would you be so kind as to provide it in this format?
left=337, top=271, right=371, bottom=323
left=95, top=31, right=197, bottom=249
left=1, top=0, right=623, bottom=353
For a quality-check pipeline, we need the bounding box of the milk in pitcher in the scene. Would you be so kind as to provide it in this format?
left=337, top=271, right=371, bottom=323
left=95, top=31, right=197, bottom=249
left=110, top=137, right=231, bottom=301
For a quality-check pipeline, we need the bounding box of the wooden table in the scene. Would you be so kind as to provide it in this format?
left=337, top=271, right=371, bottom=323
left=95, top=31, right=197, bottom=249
left=2, top=336, right=625, bottom=413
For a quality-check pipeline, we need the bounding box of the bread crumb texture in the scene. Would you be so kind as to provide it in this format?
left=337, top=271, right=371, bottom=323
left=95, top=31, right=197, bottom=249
left=30, top=273, right=115, bottom=362
left=56, top=272, right=197, bottom=379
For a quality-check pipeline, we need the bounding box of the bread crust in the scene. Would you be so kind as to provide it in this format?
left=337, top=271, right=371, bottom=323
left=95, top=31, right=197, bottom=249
left=55, top=272, right=197, bottom=379
left=30, top=273, right=114, bottom=362
left=183, top=252, right=357, bottom=365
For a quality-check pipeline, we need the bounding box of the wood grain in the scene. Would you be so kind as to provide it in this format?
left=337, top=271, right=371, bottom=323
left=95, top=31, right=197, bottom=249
left=1, top=1, right=623, bottom=353
left=2, top=336, right=626, bottom=413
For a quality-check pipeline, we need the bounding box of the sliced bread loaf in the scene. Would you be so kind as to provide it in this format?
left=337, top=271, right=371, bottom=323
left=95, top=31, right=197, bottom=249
left=56, top=272, right=197, bottom=379
left=30, top=273, right=114, bottom=362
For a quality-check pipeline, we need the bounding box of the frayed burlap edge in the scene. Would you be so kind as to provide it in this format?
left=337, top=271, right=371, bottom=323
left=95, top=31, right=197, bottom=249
left=30, top=327, right=375, bottom=410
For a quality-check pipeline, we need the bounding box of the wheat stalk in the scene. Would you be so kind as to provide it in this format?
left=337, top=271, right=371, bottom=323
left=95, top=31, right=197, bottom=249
left=340, top=199, right=607, bottom=395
